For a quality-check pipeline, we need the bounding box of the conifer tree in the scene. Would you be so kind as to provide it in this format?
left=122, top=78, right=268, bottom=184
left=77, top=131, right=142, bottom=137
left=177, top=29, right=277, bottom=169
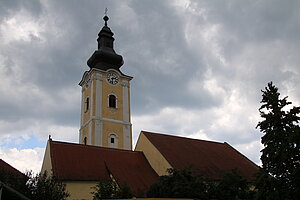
left=256, top=82, right=300, bottom=199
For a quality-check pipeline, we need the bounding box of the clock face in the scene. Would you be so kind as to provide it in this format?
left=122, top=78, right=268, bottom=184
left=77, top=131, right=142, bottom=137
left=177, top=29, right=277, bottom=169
left=107, top=72, right=119, bottom=85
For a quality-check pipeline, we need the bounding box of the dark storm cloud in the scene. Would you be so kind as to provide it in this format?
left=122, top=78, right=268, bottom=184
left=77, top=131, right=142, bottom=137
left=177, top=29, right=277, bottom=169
left=0, top=0, right=213, bottom=137
left=0, top=0, right=135, bottom=138
left=114, top=0, right=223, bottom=114
left=192, top=0, right=300, bottom=43
left=1, top=0, right=299, bottom=124
left=0, top=0, right=299, bottom=169
left=188, top=0, right=300, bottom=92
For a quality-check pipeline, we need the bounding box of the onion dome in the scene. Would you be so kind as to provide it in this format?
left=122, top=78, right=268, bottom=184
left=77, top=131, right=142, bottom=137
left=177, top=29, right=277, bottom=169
left=87, top=15, right=124, bottom=70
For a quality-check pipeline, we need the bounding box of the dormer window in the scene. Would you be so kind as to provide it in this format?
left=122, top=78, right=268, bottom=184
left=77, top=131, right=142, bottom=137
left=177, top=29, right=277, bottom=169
left=108, top=94, right=116, bottom=108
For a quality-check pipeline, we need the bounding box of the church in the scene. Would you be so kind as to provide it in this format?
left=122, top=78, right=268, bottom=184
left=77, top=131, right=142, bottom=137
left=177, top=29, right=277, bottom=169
left=41, top=15, right=258, bottom=200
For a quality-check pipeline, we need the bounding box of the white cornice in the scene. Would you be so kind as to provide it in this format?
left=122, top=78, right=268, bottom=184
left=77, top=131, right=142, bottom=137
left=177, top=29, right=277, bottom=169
left=79, top=117, right=132, bottom=131
left=79, top=68, right=133, bottom=87
left=79, top=71, right=90, bottom=86
left=92, top=68, right=133, bottom=80
left=121, top=80, right=130, bottom=88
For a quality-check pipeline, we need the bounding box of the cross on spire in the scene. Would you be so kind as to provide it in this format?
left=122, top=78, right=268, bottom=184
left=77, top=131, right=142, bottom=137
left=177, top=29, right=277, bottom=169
left=103, top=8, right=109, bottom=26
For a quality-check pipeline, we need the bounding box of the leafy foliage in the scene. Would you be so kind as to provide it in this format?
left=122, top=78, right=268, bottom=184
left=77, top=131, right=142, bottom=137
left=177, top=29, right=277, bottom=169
left=91, top=179, right=133, bottom=200
left=214, top=169, right=255, bottom=200
left=254, top=169, right=282, bottom=200
left=256, top=82, right=300, bottom=199
left=147, top=168, right=254, bottom=200
left=26, top=171, right=69, bottom=200
left=0, top=168, right=69, bottom=200
left=0, top=168, right=30, bottom=199
left=147, top=168, right=210, bottom=199
left=115, top=184, right=132, bottom=199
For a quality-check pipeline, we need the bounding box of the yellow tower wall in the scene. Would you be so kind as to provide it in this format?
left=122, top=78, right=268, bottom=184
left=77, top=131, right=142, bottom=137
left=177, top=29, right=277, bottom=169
left=102, top=121, right=124, bottom=149
left=80, top=81, right=91, bottom=143
left=79, top=68, right=132, bottom=149
left=82, top=86, right=91, bottom=124
left=102, top=80, right=124, bottom=121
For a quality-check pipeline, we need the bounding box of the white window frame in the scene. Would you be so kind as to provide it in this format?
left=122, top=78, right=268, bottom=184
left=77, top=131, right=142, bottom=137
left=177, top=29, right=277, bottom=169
left=108, top=133, right=118, bottom=148
left=108, top=93, right=117, bottom=108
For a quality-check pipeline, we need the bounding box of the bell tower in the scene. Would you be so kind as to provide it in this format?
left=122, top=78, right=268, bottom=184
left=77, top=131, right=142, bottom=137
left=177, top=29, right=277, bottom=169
left=79, top=15, right=132, bottom=150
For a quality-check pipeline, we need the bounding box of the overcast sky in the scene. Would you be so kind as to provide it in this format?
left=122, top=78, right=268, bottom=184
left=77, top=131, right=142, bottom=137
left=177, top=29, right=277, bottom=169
left=0, top=0, right=299, bottom=173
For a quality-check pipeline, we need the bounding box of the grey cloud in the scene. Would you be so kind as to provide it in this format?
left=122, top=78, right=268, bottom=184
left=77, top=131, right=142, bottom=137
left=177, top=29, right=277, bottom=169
left=0, top=0, right=43, bottom=21
left=114, top=1, right=225, bottom=114
left=186, top=1, right=300, bottom=103
left=0, top=0, right=299, bottom=166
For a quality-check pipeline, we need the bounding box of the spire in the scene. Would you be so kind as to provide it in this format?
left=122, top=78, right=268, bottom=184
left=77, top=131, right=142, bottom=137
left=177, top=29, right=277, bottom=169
left=87, top=13, right=124, bottom=71
left=103, top=15, right=109, bottom=26
left=104, top=8, right=109, bottom=26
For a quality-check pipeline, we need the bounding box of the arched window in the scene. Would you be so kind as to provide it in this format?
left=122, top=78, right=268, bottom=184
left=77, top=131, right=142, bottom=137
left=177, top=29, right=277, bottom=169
left=108, top=94, right=116, bottom=108
left=83, top=137, right=87, bottom=145
left=109, top=134, right=118, bottom=148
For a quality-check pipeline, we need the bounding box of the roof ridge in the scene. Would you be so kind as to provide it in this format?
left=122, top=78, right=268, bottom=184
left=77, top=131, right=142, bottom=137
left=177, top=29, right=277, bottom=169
left=50, top=140, right=139, bottom=153
left=141, top=130, right=225, bottom=145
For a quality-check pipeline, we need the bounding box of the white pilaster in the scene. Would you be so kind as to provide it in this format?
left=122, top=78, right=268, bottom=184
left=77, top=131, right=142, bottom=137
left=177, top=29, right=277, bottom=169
left=95, top=74, right=102, bottom=117
left=80, top=88, right=85, bottom=126
left=89, top=76, right=94, bottom=145
left=88, top=121, right=92, bottom=145
left=79, top=87, right=85, bottom=144
left=122, top=81, right=130, bottom=122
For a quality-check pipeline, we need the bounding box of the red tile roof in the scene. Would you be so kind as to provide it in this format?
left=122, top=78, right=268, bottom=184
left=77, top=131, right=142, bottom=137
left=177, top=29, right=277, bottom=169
left=0, top=159, right=26, bottom=179
left=142, top=131, right=258, bottom=180
left=49, top=140, right=158, bottom=195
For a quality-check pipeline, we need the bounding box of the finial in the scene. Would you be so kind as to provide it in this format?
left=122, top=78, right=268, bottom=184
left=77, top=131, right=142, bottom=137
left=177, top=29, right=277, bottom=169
left=103, top=8, right=109, bottom=26
left=49, top=134, right=52, bottom=141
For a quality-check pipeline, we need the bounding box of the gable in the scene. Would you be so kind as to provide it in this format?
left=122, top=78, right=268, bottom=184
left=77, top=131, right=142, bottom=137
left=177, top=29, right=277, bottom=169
left=135, top=132, right=172, bottom=176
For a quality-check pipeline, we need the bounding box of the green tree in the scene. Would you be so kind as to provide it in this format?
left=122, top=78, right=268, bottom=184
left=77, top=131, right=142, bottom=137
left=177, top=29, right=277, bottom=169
left=26, top=171, right=69, bottom=200
left=254, top=169, right=281, bottom=200
left=147, top=168, right=212, bottom=199
left=115, top=184, right=132, bottom=199
left=91, top=179, right=133, bottom=200
left=256, top=82, right=300, bottom=199
left=215, top=169, right=254, bottom=200
left=147, top=168, right=254, bottom=200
